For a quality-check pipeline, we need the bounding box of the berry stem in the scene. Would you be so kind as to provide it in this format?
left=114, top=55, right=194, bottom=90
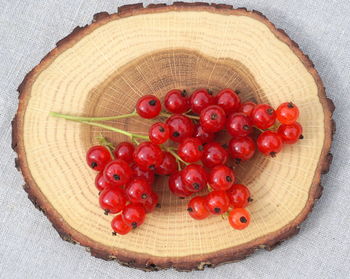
left=160, top=112, right=199, bottom=120
left=97, top=134, right=115, bottom=157
left=166, top=149, right=189, bottom=167
left=50, top=111, right=138, bottom=122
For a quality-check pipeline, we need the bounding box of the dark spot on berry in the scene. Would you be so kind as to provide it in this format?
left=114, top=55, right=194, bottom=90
left=179, top=197, right=185, bottom=199
left=270, top=152, right=276, bottom=158
left=240, top=216, right=247, bottom=223
left=266, top=108, right=274, bottom=115
left=149, top=99, right=157, bottom=106
left=222, top=143, right=228, bottom=149
left=113, top=174, right=120, bottom=181
left=214, top=207, right=221, bottom=213
left=193, top=183, right=200, bottom=190
left=181, top=89, right=187, bottom=97
left=207, top=89, right=213, bottom=95
left=159, top=126, right=165, bottom=132
left=287, top=102, right=294, bottom=108
left=156, top=203, right=161, bottom=208
left=198, top=145, right=203, bottom=151
left=248, top=197, right=253, bottom=202
left=91, top=162, right=97, bottom=169
left=187, top=207, right=193, bottom=212
left=141, top=193, right=148, bottom=199
left=112, top=232, right=117, bottom=236
left=226, top=176, right=232, bottom=182
left=173, top=131, right=180, bottom=137
left=210, top=113, right=217, bottom=120
left=235, top=90, right=240, bottom=94
left=299, top=134, right=304, bottom=139
left=235, top=158, right=241, bottom=164
left=131, top=222, right=138, bottom=229
left=149, top=165, right=155, bottom=171
left=104, top=209, right=110, bottom=215
left=98, top=191, right=101, bottom=196
left=243, top=125, right=250, bottom=131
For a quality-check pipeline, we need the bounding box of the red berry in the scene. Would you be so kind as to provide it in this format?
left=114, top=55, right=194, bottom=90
left=227, top=184, right=251, bottom=208
left=103, top=159, right=132, bottom=186
left=122, top=203, right=146, bottom=229
left=226, top=113, right=253, bottom=137
left=113, top=142, right=134, bottom=163
left=166, top=114, right=195, bottom=143
left=95, top=171, right=113, bottom=191
left=216, top=88, right=241, bottom=113
left=205, top=190, right=230, bottom=215
left=111, top=214, right=132, bottom=235
left=228, top=208, right=250, bottom=230
left=229, top=136, right=256, bottom=161
left=136, top=95, right=161, bottom=119
left=187, top=196, right=210, bottom=220
left=276, top=102, right=300, bottom=124
left=200, top=105, right=226, bottom=133
left=149, top=122, right=170, bottom=144
left=156, top=152, right=177, bottom=175
left=194, top=125, right=215, bottom=144
left=86, top=146, right=111, bottom=171
left=190, top=88, right=215, bottom=114
left=133, top=142, right=164, bottom=171
left=201, top=142, right=228, bottom=168
left=131, top=163, right=155, bottom=184
left=178, top=138, right=203, bottom=163
left=278, top=122, right=303, bottom=144
left=99, top=187, right=127, bottom=214
left=239, top=102, right=256, bottom=117
left=181, top=164, right=207, bottom=193
left=208, top=165, right=235, bottom=191
left=257, top=131, right=283, bottom=156
left=168, top=171, right=192, bottom=198
left=164, top=89, right=190, bottom=114
left=251, top=104, right=276, bottom=129
left=143, top=191, right=159, bottom=213
left=125, top=178, right=152, bottom=204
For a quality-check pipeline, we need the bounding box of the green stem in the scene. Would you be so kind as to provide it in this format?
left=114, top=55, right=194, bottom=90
left=167, top=149, right=189, bottom=166
left=160, top=112, right=199, bottom=120
left=50, top=111, right=137, bottom=122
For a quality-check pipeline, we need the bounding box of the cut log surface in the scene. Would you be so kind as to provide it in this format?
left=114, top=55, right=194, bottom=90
left=12, top=3, right=334, bottom=271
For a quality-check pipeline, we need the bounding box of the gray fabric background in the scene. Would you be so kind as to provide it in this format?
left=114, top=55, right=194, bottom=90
left=0, top=0, right=349, bottom=278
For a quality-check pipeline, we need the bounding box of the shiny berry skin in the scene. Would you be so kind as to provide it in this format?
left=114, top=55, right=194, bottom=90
left=156, top=152, right=177, bottom=175
left=181, top=164, right=207, bottom=192
left=99, top=187, right=127, bottom=214
left=194, top=125, right=215, bottom=144
left=178, top=138, right=203, bottom=163
left=136, top=95, right=161, bottom=119
left=228, top=208, right=250, bottom=230
left=229, top=136, right=256, bottom=161
left=226, top=113, right=253, bottom=137
left=149, top=122, right=170, bottom=144
left=122, top=203, right=146, bottom=229
left=86, top=146, right=111, bottom=171
left=113, top=142, right=134, bottom=163
left=251, top=104, right=276, bottom=129
left=111, top=214, right=132, bottom=235
left=164, top=89, right=190, bottom=114
left=240, top=102, right=256, bottom=117
left=278, top=122, right=303, bottom=144
left=276, top=102, right=300, bottom=124
left=216, top=88, right=241, bottom=113
left=190, top=88, right=215, bottom=114
left=208, top=165, right=235, bottom=191
left=187, top=196, right=210, bottom=220
left=143, top=191, right=159, bottom=213
left=201, top=142, right=228, bottom=168
left=103, top=159, right=132, bottom=186
left=257, top=131, right=283, bottom=156
left=166, top=114, right=195, bottom=143
left=95, top=172, right=113, bottom=191
left=125, top=178, right=152, bottom=204
left=168, top=171, right=192, bottom=198
left=205, top=190, right=230, bottom=215
left=200, top=105, right=226, bottom=133
left=227, top=184, right=251, bottom=208
left=131, top=163, right=155, bottom=184
left=133, top=141, right=164, bottom=171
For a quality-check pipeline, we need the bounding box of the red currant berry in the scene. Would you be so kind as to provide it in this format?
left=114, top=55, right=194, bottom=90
left=201, top=142, right=228, bottom=168
left=111, top=214, right=131, bottom=235
left=208, top=165, right=235, bottom=191
left=194, top=124, right=215, bottom=144
left=125, top=178, right=152, bottom=204
left=190, top=88, right=215, bottom=114
left=95, top=171, right=113, bottom=191
left=278, top=122, right=303, bottom=144
left=86, top=146, right=111, bottom=171
left=178, top=138, right=203, bottom=163
left=228, top=208, right=250, bottom=230
left=166, top=114, right=195, bottom=143
left=200, top=105, right=226, bottom=133
left=187, top=196, right=210, bottom=220
left=251, top=104, right=276, bottom=129
left=103, top=159, right=132, bottom=186
left=226, top=113, right=253, bottom=137
left=149, top=122, right=170, bottom=144
left=156, top=152, right=177, bottom=175
left=99, top=187, right=126, bottom=214
left=181, top=164, right=207, bottom=193
left=164, top=89, right=190, bottom=114
left=205, top=190, right=230, bottom=215
left=131, top=163, right=155, bottom=184
left=257, top=131, right=283, bottom=156
left=113, top=142, right=134, bottom=163
left=133, top=142, right=164, bottom=171
left=229, top=136, right=256, bottom=161
left=276, top=102, right=300, bottom=124
left=216, top=88, right=241, bottom=113
left=239, top=102, right=256, bottom=117
left=227, top=184, right=251, bottom=208
left=136, top=95, right=161, bottom=119
left=122, top=203, right=146, bottom=229
left=143, top=191, right=159, bottom=213
left=168, top=171, right=192, bottom=198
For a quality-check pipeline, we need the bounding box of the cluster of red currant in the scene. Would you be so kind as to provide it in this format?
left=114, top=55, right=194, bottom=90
left=53, top=88, right=302, bottom=235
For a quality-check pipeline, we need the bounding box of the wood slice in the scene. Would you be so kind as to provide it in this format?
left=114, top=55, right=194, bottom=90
left=12, top=3, right=334, bottom=271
